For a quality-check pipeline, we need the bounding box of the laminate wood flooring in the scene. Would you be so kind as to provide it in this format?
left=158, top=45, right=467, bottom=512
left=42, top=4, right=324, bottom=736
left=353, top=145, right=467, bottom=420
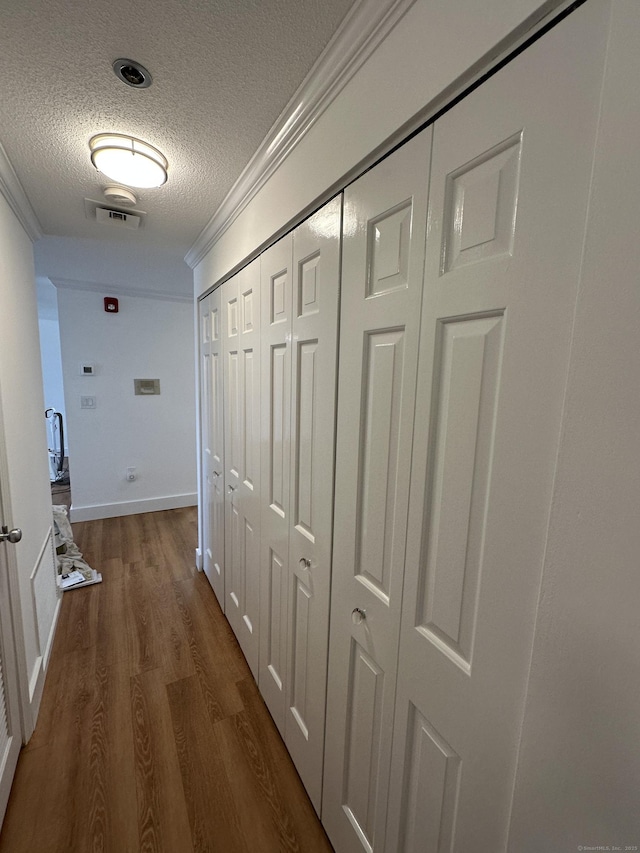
left=0, top=507, right=334, bottom=853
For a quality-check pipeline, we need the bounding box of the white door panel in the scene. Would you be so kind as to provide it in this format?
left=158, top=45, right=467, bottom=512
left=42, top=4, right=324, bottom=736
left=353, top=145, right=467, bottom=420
left=285, top=197, right=341, bottom=812
left=259, top=235, right=293, bottom=729
left=223, top=259, right=261, bottom=677
left=260, top=199, right=341, bottom=811
left=386, top=4, right=609, bottom=851
left=323, top=130, right=432, bottom=852
left=200, top=290, right=225, bottom=606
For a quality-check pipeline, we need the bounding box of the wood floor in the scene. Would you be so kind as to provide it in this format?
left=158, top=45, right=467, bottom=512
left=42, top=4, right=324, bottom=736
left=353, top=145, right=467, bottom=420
left=0, top=508, right=334, bottom=853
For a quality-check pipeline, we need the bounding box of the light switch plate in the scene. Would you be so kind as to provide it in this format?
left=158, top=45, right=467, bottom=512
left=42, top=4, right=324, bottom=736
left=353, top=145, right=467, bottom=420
left=80, top=396, right=96, bottom=409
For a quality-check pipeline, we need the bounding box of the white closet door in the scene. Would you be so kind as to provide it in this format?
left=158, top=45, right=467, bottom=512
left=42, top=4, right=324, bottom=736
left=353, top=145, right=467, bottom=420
left=322, top=131, right=432, bottom=851
left=285, top=197, right=341, bottom=812
left=200, top=289, right=225, bottom=606
left=223, top=259, right=261, bottom=677
left=385, top=4, right=609, bottom=851
left=259, top=235, right=293, bottom=725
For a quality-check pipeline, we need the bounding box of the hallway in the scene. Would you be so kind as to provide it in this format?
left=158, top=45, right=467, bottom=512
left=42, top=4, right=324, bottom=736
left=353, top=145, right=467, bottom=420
left=0, top=508, right=332, bottom=852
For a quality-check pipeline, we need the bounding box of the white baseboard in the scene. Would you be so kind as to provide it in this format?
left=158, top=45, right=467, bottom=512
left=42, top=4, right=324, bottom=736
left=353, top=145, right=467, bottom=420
left=69, top=493, right=197, bottom=522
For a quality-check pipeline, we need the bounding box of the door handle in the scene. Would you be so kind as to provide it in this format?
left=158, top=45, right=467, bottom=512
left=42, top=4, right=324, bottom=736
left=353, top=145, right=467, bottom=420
left=227, top=485, right=236, bottom=494
left=351, top=607, right=366, bottom=626
left=1, top=525, right=22, bottom=544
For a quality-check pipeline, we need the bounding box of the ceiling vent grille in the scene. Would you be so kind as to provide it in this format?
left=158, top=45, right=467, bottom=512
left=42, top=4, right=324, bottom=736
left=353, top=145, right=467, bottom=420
left=84, top=198, right=147, bottom=229
left=95, top=206, right=141, bottom=229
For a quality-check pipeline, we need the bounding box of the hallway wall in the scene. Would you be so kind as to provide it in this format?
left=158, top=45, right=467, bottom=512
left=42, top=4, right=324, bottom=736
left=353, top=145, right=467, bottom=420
left=56, top=286, right=197, bottom=521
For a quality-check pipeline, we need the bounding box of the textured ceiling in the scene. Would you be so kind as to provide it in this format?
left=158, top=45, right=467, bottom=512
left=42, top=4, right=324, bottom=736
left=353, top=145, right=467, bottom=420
left=0, top=0, right=355, bottom=290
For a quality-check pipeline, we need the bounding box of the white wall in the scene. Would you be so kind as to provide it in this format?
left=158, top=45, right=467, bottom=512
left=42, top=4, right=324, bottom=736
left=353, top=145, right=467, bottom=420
left=194, top=0, right=563, bottom=294
left=56, top=287, right=197, bottom=521
left=509, top=2, right=640, bottom=847
left=0, top=192, right=59, bottom=735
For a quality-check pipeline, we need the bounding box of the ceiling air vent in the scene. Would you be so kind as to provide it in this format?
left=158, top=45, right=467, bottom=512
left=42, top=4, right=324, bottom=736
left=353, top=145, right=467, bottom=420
left=84, top=197, right=147, bottom=228
left=95, top=206, right=141, bottom=229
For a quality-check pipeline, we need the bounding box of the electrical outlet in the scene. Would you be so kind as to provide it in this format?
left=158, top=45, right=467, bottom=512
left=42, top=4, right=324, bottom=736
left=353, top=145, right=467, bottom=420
left=126, top=467, right=136, bottom=481
left=80, top=396, right=96, bottom=409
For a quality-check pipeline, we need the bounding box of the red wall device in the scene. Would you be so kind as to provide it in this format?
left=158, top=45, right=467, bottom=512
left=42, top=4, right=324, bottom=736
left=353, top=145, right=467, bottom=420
left=104, top=297, right=119, bottom=313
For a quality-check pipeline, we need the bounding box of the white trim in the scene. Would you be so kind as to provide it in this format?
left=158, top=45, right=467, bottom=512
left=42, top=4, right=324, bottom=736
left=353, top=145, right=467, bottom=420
left=69, top=492, right=198, bottom=522
left=0, top=140, right=42, bottom=242
left=185, top=0, right=417, bottom=268
left=50, top=276, right=193, bottom=304
left=195, top=547, right=203, bottom=572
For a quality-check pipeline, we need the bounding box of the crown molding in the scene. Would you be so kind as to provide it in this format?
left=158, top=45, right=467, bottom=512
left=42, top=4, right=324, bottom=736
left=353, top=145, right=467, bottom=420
left=0, top=140, right=43, bottom=242
left=50, top=277, right=192, bottom=304
left=185, top=0, right=417, bottom=269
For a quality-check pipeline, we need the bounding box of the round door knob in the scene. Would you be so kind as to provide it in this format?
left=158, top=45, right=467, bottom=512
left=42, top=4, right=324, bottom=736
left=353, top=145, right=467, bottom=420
left=299, top=557, right=311, bottom=570
left=351, top=607, right=366, bottom=625
left=0, top=526, right=22, bottom=544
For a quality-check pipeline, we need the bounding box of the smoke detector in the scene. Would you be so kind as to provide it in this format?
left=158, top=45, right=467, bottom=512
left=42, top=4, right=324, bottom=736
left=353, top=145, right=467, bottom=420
left=103, top=185, right=137, bottom=207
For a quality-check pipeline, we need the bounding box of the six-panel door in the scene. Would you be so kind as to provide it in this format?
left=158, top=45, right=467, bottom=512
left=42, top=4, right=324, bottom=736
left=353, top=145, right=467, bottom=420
left=259, top=235, right=294, bottom=726
left=259, top=198, right=341, bottom=812
left=200, top=289, right=225, bottom=607
left=322, top=131, right=432, bottom=852
left=384, top=3, right=609, bottom=851
left=223, top=259, right=261, bottom=678
left=285, top=198, right=341, bottom=811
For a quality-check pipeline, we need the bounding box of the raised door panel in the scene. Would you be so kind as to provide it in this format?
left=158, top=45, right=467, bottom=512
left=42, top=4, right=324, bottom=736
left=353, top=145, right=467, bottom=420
left=385, top=5, right=610, bottom=851
left=259, top=235, right=293, bottom=728
left=284, top=197, right=341, bottom=813
left=223, top=260, right=261, bottom=677
left=322, top=130, right=432, bottom=853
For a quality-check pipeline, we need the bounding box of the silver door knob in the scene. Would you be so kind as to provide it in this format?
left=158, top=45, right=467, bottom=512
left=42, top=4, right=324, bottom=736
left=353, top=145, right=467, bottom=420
left=213, top=471, right=221, bottom=478
left=352, top=607, right=366, bottom=625
left=299, top=557, right=311, bottom=570
left=0, top=526, right=22, bottom=544
left=227, top=484, right=235, bottom=493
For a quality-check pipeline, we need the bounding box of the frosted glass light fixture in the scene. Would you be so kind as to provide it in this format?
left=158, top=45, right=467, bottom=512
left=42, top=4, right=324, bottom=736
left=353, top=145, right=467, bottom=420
left=89, top=134, right=168, bottom=188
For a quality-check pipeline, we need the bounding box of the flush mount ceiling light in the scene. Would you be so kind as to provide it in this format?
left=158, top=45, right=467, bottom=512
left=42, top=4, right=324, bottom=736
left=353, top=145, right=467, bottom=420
left=89, top=134, right=168, bottom=188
